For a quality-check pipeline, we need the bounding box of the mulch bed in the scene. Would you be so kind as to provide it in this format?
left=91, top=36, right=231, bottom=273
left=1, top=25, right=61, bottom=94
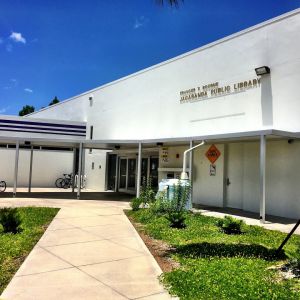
left=126, top=213, right=179, bottom=272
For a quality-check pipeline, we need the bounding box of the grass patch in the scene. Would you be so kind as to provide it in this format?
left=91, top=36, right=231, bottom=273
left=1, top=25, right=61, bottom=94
left=0, top=207, right=59, bottom=293
left=127, top=209, right=300, bottom=299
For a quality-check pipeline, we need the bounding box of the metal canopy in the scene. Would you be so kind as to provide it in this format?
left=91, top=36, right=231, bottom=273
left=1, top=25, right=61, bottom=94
left=0, top=129, right=298, bottom=150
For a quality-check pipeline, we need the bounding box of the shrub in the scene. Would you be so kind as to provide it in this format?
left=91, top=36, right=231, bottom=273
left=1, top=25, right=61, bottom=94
left=166, top=211, right=187, bottom=229
left=164, top=181, right=191, bottom=229
left=216, top=215, right=244, bottom=234
left=149, top=193, right=169, bottom=215
left=0, top=208, right=22, bottom=234
left=130, top=197, right=142, bottom=211
left=140, top=177, right=156, bottom=206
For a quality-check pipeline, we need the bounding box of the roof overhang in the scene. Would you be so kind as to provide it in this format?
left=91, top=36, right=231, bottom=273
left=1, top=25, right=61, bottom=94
left=0, top=129, right=299, bottom=150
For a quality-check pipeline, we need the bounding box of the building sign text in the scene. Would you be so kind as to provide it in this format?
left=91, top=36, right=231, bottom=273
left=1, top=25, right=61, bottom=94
left=180, top=78, right=261, bottom=103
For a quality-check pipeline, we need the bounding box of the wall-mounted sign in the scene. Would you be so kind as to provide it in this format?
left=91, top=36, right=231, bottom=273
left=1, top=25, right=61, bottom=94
left=210, top=164, right=216, bottom=176
left=205, top=144, right=221, bottom=164
left=161, top=147, right=169, bottom=163
left=180, top=78, right=261, bottom=104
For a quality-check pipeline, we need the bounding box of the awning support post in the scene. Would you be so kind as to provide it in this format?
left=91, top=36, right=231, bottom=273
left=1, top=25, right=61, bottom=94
left=136, top=143, right=142, bottom=198
left=189, top=140, right=194, bottom=208
left=13, top=141, right=20, bottom=197
left=77, top=143, right=83, bottom=200
left=114, top=156, right=119, bottom=192
left=72, top=147, right=76, bottom=193
left=28, top=146, right=33, bottom=193
left=260, top=135, right=266, bottom=223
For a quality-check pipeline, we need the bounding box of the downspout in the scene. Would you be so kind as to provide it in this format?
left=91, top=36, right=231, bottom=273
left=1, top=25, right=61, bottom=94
left=181, top=141, right=205, bottom=180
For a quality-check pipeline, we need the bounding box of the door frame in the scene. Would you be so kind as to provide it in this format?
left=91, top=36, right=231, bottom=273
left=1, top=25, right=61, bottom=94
left=117, top=154, right=159, bottom=194
left=224, top=143, right=244, bottom=209
left=118, top=157, right=133, bottom=194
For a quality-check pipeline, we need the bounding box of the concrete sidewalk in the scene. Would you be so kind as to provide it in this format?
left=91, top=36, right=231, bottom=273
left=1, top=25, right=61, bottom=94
left=0, top=198, right=172, bottom=300
left=193, top=206, right=300, bottom=234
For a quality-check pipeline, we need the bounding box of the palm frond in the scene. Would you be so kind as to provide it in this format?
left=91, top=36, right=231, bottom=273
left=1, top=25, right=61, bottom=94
left=156, top=0, right=184, bottom=7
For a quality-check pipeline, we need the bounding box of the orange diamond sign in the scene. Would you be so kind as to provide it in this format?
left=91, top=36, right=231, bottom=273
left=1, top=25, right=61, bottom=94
left=205, top=144, right=221, bottom=164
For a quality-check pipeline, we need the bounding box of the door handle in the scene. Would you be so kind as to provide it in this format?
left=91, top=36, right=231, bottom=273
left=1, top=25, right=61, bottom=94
left=226, top=178, right=231, bottom=186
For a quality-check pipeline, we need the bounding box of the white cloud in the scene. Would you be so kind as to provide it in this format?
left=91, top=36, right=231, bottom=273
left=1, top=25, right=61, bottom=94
left=10, top=78, right=18, bottom=86
left=3, top=78, right=18, bottom=90
left=24, top=88, right=33, bottom=93
left=134, top=16, right=148, bottom=29
left=0, top=106, right=9, bottom=114
left=9, top=32, right=26, bottom=44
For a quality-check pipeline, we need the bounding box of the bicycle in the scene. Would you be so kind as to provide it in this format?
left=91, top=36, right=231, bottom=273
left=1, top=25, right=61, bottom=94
left=55, top=174, right=73, bottom=189
left=0, top=180, right=6, bottom=192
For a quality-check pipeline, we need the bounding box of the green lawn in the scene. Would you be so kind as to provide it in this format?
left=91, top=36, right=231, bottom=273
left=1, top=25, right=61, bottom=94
left=127, top=209, right=300, bottom=300
left=0, top=207, right=59, bottom=294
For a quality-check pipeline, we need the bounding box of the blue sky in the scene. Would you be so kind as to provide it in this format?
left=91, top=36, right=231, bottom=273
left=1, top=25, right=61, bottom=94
left=0, top=0, right=299, bottom=115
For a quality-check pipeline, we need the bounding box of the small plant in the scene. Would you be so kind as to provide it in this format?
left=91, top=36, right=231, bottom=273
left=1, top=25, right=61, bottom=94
left=165, top=180, right=191, bottom=229
left=166, top=211, right=187, bottom=229
left=216, top=215, right=244, bottom=234
left=130, top=197, right=142, bottom=211
left=149, top=192, right=169, bottom=215
left=140, top=177, right=156, bottom=206
left=0, top=208, right=22, bottom=234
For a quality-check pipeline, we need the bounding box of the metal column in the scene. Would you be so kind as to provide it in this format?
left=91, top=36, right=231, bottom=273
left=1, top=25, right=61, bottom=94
left=28, top=146, right=34, bottom=193
left=136, top=143, right=142, bottom=197
left=77, top=143, right=83, bottom=200
left=114, top=156, right=119, bottom=192
left=82, top=148, right=86, bottom=177
left=260, top=135, right=266, bottom=223
left=189, top=140, right=193, bottom=209
left=13, top=141, right=20, bottom=197
left=72, top=148, right=76, bottom=193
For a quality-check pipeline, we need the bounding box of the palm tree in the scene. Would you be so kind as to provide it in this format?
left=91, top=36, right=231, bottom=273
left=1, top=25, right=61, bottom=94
left=156, top=0, right=183, bottom=7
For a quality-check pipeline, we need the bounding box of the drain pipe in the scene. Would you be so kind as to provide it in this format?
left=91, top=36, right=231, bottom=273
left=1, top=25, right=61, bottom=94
left=181, top=141, right=205, bottom=180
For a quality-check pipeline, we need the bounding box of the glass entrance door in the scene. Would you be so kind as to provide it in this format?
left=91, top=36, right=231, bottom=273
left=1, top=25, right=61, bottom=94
left=107, top=154, right=117, bottom=190
left=118, top=156, right=159, bottom=193
left=150, top=157, right=159, bottom=189
left=141, top=158, right=148, bottom=186
left=119, top=159, right=127, bottom=189
left=118, top=157, right=136, bottom=193
left=127, top=159, right=136, bottom=190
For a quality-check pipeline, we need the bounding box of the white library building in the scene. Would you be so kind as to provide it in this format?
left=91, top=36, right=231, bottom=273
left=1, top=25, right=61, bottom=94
left=0, top=9, right=300, bottom=221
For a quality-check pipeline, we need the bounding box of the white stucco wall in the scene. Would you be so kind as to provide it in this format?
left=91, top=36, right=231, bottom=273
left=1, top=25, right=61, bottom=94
left=85, top=149, right=108, bottom=191
left=0, top=148, right=73, bottom=187
left=193, top=144, right=225, bottom=208
left=192, top=140, right=300, bottom=219
left=28, top=96, right=89, bottom=122
left=225, top=143, right=244, bottom=209
left=266, top=140, right=300, bottom=219
left=242, top=142, right=260, bottom=213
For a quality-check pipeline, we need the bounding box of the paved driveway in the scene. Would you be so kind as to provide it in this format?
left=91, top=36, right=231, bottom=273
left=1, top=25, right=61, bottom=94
left=0, top=197, right=172, bottom=300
